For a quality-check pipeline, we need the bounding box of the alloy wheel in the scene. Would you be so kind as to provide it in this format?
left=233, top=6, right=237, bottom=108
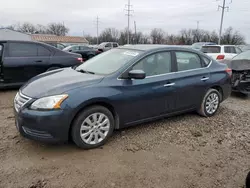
left=80, top=113, right=110, bottom=145
left=205, top=93, right=219, bottom=114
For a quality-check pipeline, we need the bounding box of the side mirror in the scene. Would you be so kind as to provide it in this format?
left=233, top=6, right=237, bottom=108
left=69, top=49, right=72, bottom=52
left=128, top=70, right=146, bottom=79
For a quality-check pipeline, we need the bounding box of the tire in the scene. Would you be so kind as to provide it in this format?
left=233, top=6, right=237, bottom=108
left=198, top=89, right=221, bottom=117
left=71, top=106, right=115, bottom=149
left=47, top=66, right=60, bottom=71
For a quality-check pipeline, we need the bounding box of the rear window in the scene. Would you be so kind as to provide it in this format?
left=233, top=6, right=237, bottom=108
left=201, top=46, right=221, bottom=53
left=224, top=46, right=236, bottom=54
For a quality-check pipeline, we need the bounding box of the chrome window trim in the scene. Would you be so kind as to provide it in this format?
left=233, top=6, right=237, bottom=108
left=117, top=53, right=212, bottom=80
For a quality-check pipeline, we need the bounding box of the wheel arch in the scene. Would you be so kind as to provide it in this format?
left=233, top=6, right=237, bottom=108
left=68, top=100, right=120, bottom=140
left=210, top=85, right=223, bottom=101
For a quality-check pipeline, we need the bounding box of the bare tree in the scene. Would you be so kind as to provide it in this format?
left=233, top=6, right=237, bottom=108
left=46, top=23, right=69, bottom=36
left=179, top=29, right=193, bottom=45
left=221, top=27, right=245, bottom=45
left=99, top=28, right=120, bottom=42
left=150, top=28, right=165, bottom=44
left=16, top=22, right=36, bottom=33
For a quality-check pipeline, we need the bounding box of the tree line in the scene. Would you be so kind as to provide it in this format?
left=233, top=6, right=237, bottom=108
left=2, top=22, right=245, bottom=45
left=4, top=22, right=69, bottom=36
left=86, top=27, right=245, bottom=45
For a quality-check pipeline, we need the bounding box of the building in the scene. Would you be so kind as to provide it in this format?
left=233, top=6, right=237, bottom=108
left=0, top=28, right=31, bottom=41
left=0, top=28, right=89, bottom=49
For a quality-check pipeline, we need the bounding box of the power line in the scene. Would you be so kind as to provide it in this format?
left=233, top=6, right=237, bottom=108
left=125, top=0, right=133, bottom=44
left=217, top=0, right=232, bottom=45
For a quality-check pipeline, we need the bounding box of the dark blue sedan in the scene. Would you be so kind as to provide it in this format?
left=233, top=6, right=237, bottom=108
left=14, top=45, right=232, bottom=149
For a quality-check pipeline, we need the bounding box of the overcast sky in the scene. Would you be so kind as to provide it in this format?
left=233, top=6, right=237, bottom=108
left=1, top=0, right=249, bottom=42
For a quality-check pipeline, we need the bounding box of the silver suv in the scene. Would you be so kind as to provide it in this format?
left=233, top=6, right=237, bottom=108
left=97, top=42, right=119, bottom=52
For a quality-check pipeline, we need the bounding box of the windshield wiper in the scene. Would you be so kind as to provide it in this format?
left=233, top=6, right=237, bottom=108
left=76, top=69, right=95, bottom=74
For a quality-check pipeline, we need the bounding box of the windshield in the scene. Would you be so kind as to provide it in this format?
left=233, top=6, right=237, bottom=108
left=233, top=50, right=250, bottom=60
left=201, top=46, right=221, bottom=53
left=75, top=48, right=142, bottom=75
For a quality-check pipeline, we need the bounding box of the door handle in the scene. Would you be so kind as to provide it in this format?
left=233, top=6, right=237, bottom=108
left=35, top=60, right=42, bottom=63
left=164, top=83, right=175, bottom=87
left=201, top=77, right=209, bottom=81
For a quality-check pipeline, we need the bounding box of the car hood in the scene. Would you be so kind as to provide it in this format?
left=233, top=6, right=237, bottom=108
left=21, top=68, right=104, bottom=98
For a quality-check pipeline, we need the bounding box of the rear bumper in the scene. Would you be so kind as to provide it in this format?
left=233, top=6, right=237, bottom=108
left=232, top=80, right=250, bottom=94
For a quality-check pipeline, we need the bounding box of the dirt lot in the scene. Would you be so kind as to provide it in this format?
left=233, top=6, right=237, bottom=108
left=0, top=90, right=250, bottom=188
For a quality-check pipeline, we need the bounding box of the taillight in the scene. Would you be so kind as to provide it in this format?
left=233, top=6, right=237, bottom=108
left=77, top=57, right=83, bottom=63
left=216, top=55, right=225, bottom=60
left=225, top=68, right=232, bottom=77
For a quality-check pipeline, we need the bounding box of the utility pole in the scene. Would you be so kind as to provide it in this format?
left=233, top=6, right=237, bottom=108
left=218, top=0, right=230, bottom=45
left=134, top=21, right=137, bottom=44
left=96, top=16, right=99, bottom=45
left=196, top=21, right=200, bottom=30
left=125, top=0, right=133, bottom=44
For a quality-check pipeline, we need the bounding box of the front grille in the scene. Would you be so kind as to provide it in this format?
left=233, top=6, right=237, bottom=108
left=14, top=92, right=32, bottom=112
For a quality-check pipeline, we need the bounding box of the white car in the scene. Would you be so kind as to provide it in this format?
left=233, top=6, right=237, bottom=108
left=201, top=45, right=242, bottom=61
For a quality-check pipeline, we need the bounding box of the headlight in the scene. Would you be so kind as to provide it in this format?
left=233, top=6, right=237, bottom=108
left=30, top=94, right=68, bottom=110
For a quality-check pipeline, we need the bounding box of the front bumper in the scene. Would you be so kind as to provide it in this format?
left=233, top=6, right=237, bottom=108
left=14, top=108, right=72, bottom=143
left=232, top=80, right=250, bottom=94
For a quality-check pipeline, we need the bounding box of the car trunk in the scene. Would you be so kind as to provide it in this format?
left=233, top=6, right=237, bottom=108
left=201, top=46, right=222, bottom=60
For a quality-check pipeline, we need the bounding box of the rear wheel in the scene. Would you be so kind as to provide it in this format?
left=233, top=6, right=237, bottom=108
left=198, top=89, right=221, bottom=117
left=71, top=106, right=115, bottom=149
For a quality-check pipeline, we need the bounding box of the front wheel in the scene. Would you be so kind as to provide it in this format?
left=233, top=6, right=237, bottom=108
left=198, top=89, right=221, bottom=117
left=71, top=106, right=115, bottom=149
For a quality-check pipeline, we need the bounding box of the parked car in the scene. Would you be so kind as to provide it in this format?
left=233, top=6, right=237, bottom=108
left=191, top=42, right=217, bottom=51
left=201, top=45, right=242, bottom=61
left=0, top=40, right=83, bottom=88
left=14, top=45, right=231, bottom=149
left=46, top=43, right=66, bottom=50
left=221, top=50, right=250, bottom=94
left=63, top=45, right=101, bottom=61
left=97, top=42, right=119, bottom=52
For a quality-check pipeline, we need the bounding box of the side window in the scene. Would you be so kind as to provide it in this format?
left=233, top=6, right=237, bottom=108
left=224, top=46, right=236, bottom=54
left=236, top=47, right=242, bottom=54
left=105, top=43, right=112, bottom=48
left=80, top=46, right=88, bottom=50
left=72, top=46, right=80, bottom=51
left=176, top=51, right=202, bottom=71
left=9, top=43, right=37, bottom=57
left=201, top=56, right=211, bottom=67
left=37, top=45, right=51, bottom=56
left=132, top=52, right=171, bottom=77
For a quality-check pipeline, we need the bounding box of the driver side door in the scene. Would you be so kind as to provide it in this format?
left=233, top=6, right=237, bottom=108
left=118, top=51, right=178, bottom=125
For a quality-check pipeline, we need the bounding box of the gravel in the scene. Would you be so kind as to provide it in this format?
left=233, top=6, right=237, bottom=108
left=0, top=90, right=250, bottom=188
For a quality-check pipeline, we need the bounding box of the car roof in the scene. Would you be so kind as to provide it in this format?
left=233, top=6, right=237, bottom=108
left=118, top=44, right=192, bottom=52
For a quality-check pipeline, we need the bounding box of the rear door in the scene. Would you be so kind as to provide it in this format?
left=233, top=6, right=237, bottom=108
left=2, top=42, right=51, bottom=84
left=172, top=51, right=211, bottom=111
left=224, top=46, right=238, bottom=60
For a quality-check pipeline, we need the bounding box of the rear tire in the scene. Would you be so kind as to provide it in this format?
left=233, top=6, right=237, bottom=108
left=198, top=89, right=221, bottom=117
left=71, top=106, right=115, bottom=149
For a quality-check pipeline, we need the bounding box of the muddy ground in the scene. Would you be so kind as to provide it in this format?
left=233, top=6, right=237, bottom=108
left=0, top=90, right=250, bottom=188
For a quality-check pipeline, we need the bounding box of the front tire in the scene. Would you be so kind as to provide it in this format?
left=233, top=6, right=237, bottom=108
left=71, top=106, right=115, bottom=149
left=198, top=89, right=221, bottom=117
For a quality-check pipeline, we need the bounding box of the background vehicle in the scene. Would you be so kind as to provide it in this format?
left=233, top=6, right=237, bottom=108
left=0, top=40, right=82, bottom=88
left=63, top=45, right=101, bottom=61
left=191, top=42, right=217, bottom=51
left=201, top=45, right=242, bottom=61
left=14, top=45, right=231, bottom=149
left=222, top=50, right=250, bottom=94
left=97, top=42, right=119, bottom=52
